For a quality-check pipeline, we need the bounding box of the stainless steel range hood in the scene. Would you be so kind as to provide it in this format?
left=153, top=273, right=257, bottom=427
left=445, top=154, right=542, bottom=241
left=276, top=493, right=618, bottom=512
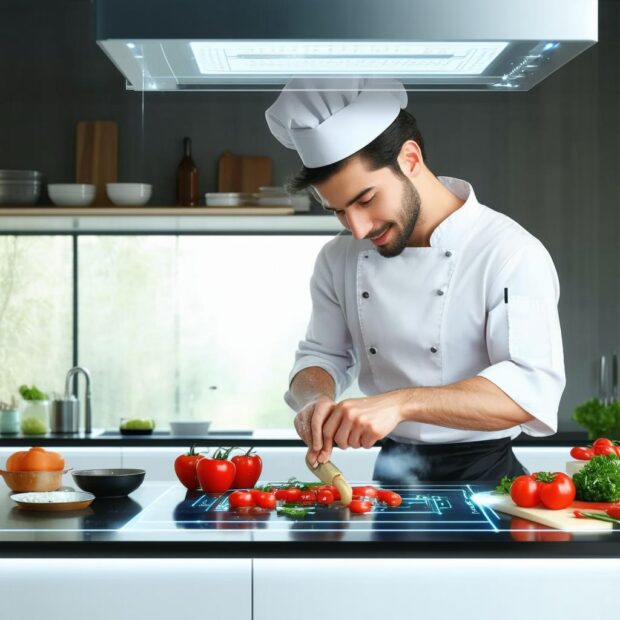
left=95, top=0, right=597, bottom=92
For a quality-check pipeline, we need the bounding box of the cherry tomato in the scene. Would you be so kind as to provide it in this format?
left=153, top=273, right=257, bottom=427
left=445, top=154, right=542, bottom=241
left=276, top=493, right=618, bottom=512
left=592, top=438, right=614, bottom=449
left=570, top=446, right=593, bottom=461
left=377, top=490, right=403, bottom=507
left=614, top=446, right=620, bottom=458
left=349, top=499, right=372, bottom=514
left=231, top=450, right=263, bottom=489
left=535, top=472, right=576, bottom=510
left=275, top=487, right=303, bottom=503
left=510, top=475, right=540, bottom=508
left=254, top=492, right=276, bottom=510
left=229, top=491, right=254, bottom=509
left=299, top=491, right=317, bottom=503
left=594, top=444, right=616, bottom=456
left=352, top=485, right=378, bottom=499
left=607, top=506, right=620, bottom=519
left=317, top=489, right=334, bottom=504
left=318, top=485, right=340, bottom=501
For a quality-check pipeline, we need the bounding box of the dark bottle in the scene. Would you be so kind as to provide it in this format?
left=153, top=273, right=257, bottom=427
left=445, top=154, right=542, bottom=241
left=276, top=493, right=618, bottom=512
left=177, top=137, right=199, bottom=206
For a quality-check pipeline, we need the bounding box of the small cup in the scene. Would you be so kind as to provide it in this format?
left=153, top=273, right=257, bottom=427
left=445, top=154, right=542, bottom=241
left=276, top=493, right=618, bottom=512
left=0, top=409, right=20, bottom=434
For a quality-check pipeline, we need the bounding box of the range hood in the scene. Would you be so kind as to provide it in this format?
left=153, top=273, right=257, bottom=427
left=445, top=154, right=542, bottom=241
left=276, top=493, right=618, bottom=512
left=95, top=0, right=597, bottom=92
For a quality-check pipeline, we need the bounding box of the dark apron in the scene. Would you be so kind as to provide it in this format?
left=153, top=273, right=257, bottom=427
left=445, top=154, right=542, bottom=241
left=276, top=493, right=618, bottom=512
left=372, top=436, right=527, bottom=484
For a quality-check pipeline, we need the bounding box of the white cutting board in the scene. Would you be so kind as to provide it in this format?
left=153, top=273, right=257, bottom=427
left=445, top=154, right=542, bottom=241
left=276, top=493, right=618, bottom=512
left=475, top=492, right=612, bottom=531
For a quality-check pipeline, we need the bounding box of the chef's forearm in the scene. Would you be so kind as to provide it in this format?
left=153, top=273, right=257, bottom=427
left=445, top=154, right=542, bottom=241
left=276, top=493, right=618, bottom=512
left=289, top=366, right=336, bottom=411
left=399, top=376, right=534, bottom=431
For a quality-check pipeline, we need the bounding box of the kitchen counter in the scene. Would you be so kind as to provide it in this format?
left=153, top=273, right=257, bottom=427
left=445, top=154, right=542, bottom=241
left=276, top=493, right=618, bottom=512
left=1, top=481, right=618, bottom=559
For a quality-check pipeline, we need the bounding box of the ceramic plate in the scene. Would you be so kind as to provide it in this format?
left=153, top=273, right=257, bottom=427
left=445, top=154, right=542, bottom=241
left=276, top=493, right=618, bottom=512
left=11, top=491, right=95, bottom=511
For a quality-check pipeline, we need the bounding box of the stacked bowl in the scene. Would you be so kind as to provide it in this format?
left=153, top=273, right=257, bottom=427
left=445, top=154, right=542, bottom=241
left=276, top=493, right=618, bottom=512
left=0, top=170, right=42, bottom=206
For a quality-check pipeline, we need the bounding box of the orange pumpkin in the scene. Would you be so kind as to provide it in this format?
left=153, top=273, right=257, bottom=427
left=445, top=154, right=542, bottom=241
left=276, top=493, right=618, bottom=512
left=6, top=447, right=64, bottom=472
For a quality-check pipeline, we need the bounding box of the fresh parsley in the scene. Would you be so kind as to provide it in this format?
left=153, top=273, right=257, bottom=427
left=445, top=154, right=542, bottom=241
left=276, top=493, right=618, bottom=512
left=493, top=475, right=516, bottom=495
left=573, top=454, right=620, bottom=502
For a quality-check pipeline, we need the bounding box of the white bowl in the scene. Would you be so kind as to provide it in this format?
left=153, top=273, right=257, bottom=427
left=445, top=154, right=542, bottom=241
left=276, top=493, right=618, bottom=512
left=48, top=184, right=95, bottom=207
left=106, top=183, right=152, bottom=206
left=169, top=421, right=212, bottom=436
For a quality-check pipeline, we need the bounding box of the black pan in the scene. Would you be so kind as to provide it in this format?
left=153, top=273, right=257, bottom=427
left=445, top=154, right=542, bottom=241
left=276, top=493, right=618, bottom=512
left=72, top=469, right=145, bottom=498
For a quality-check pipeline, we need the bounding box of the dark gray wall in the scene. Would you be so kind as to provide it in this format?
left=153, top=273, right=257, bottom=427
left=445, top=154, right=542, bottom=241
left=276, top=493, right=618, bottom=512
left=1, top=0, right=619, bottom=430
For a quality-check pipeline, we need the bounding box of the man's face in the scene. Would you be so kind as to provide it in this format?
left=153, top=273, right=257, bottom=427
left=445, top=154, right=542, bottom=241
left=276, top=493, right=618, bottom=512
left=313, top=155, right=421, bottom=258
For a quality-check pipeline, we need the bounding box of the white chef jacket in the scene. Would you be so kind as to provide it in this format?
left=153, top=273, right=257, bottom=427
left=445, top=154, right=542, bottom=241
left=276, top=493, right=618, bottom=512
left=284, top=176, right=565, bottom=443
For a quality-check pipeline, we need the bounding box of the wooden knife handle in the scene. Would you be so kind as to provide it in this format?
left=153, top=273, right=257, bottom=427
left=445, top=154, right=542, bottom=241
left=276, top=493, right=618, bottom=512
left=305, top=457, right=353, bottom=506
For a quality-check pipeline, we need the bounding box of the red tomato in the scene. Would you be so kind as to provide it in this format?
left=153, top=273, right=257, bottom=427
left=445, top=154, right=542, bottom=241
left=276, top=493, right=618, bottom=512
left=229, top=491, right=255, bottom=508
left=352, top=485, right=378, bottom=499
left=535, top=472, right=576, bottom=510
left=318, top=485, right=340, bottom=501
left=510, top=475, right=540, bottom=508
left=606, top=506, right=620, bottom=519
left=196, top=457, right=236, bottom=494
left=570, top=446, right=593, bottom=461
left=592, top=438, right=614, bottom=449
left=317, top=489, right=334, bottom=504
left=377, top=490, right=403, bottom=507
left=299, top=491, right=317, bottom=503
left=174, top=446, right=204, bottom=490
left=614, top=446, right=620, bottom=458
left=254, top=492, right=276, bottom=510
left=275, top=488, right=302, bottom=503
left=231, top=450, right=263, bottom=489
left=349, top=499, right=372, bottom=514
left=594, top=444, right=616, bottom=456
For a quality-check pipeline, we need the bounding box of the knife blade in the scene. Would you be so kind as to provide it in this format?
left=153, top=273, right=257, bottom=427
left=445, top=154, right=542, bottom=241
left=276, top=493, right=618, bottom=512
left=305, top=456, right=353, bottom=506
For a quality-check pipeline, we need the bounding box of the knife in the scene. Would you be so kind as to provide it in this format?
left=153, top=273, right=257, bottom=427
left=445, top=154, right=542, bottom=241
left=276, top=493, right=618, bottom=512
left=305, top=456, right=353, bottom=506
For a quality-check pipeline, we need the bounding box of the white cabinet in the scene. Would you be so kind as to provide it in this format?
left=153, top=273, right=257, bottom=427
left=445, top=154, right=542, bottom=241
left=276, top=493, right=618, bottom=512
left=0, top=558, right=251, bottom=620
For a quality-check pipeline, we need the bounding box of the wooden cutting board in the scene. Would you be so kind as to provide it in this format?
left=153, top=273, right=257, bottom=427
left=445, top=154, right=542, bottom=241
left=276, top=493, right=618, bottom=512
left=75, top=121, right=118, bottom=206
left=476, top=492, right=613, bottom=531
left=217, top=150, right=272, bottom=193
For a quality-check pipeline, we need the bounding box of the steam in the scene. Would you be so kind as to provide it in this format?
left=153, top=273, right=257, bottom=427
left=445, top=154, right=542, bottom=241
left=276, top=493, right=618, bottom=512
left=373, top=441, right=429, bottom=485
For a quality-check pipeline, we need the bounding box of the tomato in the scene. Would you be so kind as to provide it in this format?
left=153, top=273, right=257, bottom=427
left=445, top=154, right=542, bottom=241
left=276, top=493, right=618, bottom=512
left=196, top=456, right=236, bottom=494
left=231, top=449, right=263, bottom=489
left=607, top=506, right=620, bottom=519
left=592, top=438, right=614, bottom=449
left=510, top=475, right=540, bottom=508
left=254, top=491, right=276, bottom=510
left=317, top=489, right=334, bottom=504
left=174, top=445, right=204, bottom=490
left=275, top=487, right=302, bottom=503
left=594, top=444, right=616, bottom=456
left=299, top=491, right=317, bottom=503
left=318, top=485, right=340, bottom=501
left=377, top=490, right=403, bottom=507
left=614, top=446, right=620, bottom=458
left=352, top=485, right=378, bottom=499
left=535, top=472, right=576, bottom=510
left=349, top=499, right=372, bottom=514
left=229, top=490, right=255, bottom=508
left=570, top=446, right=593, bottom=461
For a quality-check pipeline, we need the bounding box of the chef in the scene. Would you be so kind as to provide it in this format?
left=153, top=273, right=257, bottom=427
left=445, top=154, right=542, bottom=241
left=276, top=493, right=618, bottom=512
left=265, top=78, right=565, bottom=483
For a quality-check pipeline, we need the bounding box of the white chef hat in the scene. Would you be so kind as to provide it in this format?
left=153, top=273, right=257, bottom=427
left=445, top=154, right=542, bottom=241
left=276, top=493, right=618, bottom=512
left=265, top=78, right=408, bottom=168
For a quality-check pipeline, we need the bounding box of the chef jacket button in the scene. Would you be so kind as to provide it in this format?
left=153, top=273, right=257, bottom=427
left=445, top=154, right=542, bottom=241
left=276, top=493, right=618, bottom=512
left=369, top=347, right=377, bottom=355
left=362, top=291, right=370, bottom=299
left=430, top=346, right=438, bottom=353
left=437, top=289, right=445, bottom=296
left=445, top=251, right=452, bottom=257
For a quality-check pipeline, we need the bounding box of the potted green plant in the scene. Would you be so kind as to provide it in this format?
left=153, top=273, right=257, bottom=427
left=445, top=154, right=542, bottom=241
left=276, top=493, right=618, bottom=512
left=18, top=384, right=50, bottom=435
left=573, top=398, right=620, bottom=440
left=0, top=396, right=19, bottom=434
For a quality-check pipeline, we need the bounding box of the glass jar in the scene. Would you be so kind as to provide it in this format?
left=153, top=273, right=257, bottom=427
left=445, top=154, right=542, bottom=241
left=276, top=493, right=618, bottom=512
left=20, top=400, right=50, bottom=435
left=0, top=408, right=20, bottom=434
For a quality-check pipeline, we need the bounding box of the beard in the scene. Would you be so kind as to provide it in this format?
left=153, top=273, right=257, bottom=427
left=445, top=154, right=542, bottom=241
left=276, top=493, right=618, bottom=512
left=374, top=177, right=421, bottom=258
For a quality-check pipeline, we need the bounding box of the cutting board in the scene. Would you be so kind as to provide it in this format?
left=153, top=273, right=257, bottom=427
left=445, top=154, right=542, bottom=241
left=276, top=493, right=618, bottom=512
left=476, top=492, right=613, bottom=531
left=75, top=120, right=118, bottom=206
left=217, top=150, right=272, bottom=193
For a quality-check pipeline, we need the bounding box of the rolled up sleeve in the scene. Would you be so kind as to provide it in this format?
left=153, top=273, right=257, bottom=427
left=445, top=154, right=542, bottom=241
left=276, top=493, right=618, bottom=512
left=283, top=243, right=357, bottom=411
left=477, top=242, right=566, bottom=436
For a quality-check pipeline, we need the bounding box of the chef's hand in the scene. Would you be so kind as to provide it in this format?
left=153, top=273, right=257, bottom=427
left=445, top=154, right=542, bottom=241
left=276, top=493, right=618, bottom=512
left=316, top=391, right=406, bottom=464
left=293, top=395, right=337, bottom=467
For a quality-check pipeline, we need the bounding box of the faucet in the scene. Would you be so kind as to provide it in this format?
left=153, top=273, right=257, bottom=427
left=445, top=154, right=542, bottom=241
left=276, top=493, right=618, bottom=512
left=64, top=366, right=92, bottom=434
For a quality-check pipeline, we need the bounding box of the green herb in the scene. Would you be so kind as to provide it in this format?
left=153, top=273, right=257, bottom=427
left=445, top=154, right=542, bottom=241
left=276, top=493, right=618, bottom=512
left=277, top=506, right=311, bottom=518
left=493, top=475, right=516, bottom=495
left=573, top=398, right=620, bottom=440
left=573, top=454, right=620, bottom=502
left=575, top=510, right=620, bottom=525
left=18, top=384, right=48, bottom=401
